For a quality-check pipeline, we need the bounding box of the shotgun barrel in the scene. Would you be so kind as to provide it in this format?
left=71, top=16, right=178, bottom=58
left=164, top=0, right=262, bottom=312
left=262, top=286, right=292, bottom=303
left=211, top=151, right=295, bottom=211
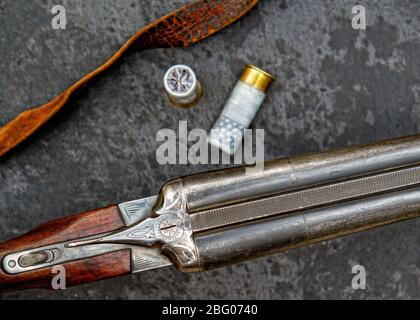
left=1, top=134, right=420, bottom=291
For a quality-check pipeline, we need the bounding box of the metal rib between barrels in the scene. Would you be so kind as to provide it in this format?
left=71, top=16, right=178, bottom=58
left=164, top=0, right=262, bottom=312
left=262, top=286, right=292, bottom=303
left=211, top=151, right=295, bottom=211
left=191, top=164, right=420, bottom=233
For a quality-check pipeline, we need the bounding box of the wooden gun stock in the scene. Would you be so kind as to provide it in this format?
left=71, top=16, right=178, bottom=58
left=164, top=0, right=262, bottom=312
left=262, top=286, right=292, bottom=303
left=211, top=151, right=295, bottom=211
left=0, top=206, right=130, bottom=292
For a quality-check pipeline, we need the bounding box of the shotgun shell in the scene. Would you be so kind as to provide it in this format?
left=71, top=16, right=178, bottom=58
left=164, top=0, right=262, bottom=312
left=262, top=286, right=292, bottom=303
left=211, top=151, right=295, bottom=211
left=164, top=64, right=202, bottom=108
left=208, top=65, right=275, bottom=155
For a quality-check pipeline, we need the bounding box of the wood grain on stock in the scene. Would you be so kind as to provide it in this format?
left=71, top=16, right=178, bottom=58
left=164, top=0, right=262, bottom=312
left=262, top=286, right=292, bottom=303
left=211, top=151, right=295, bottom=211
left=0, top=205, right=129, bottom=292
left=0, top=0, right=259, bottom=157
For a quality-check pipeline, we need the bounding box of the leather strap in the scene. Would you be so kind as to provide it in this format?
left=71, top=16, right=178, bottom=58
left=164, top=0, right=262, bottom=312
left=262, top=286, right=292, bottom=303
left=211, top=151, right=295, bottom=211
left=0, top=0, right=259, bottom=157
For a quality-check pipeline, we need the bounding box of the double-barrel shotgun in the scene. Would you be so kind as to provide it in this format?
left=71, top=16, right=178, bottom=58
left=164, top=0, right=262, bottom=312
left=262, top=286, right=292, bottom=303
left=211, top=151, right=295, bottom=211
left=1, top=134, right=420, bottom=291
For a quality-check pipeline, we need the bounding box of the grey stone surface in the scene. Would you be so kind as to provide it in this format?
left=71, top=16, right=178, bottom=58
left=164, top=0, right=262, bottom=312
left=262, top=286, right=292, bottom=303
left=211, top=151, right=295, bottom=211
left=1, top=0, right=420, bottom=299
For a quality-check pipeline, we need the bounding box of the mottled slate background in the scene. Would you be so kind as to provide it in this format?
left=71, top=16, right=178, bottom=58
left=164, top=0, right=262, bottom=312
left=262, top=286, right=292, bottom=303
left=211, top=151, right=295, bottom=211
left=1, top=0, right=420, bottom=299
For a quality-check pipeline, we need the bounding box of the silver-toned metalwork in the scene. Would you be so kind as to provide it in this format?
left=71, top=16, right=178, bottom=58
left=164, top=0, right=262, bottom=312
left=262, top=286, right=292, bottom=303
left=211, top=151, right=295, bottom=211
left=180, top=134, right=420, bottom=212
left=195, top=187, right=420, bottom=270
left=2, top=237, right=117, bottom=274
left=3, top=134, right=420, bottom=277
left=18, top=250, right=54, bottom=268
left=131, top=246, right=172, bottom=273
left=68, top=180, right=199, bottom=272
left=119, top=196, right=158, bottom=226
left=2, top=238, right=172, bottom=275
left=2, top=195, right=172, bottom=275
left=191, top=164, right=420, bottom=233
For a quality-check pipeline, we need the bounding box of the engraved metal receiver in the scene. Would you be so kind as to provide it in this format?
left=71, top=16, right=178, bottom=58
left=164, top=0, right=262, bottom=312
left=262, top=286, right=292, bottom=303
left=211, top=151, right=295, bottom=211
left=2, top=134, right=420, bottom=288
left=2, top=196, right=174, bottom=275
